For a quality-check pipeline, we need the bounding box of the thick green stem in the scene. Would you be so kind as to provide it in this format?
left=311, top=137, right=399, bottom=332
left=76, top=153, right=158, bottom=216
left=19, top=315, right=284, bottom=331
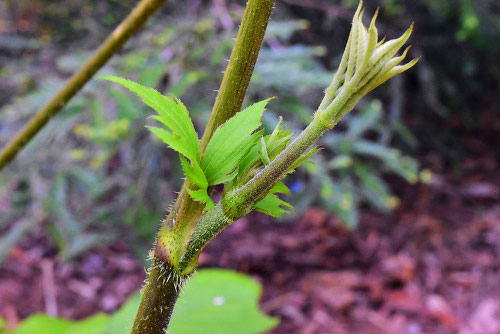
left=178, top=203, right=228, bottom=271
left=176, top=1, right=419, bottom=304
left=131, top=258, right=184, bottom=334
left=177, top=88, right=360, bottom=271
left=177, top=77, right=371, bottom=270
left=199, top=0, right=275, bottom=150
left=133, top=1, right=275, bottom=333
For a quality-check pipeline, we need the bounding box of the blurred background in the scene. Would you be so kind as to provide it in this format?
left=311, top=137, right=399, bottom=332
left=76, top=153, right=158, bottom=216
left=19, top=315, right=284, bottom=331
left=0, top=0, right=498, bottom=333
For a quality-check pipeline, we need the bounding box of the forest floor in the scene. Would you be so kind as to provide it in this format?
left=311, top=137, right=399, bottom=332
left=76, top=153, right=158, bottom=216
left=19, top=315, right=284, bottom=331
left=1, top=154, right=498, bottom=334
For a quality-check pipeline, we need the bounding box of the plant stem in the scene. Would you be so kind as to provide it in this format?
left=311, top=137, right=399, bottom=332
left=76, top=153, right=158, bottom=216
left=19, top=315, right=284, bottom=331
left=131, top=259, right=182, bottom=334
left=132, top=1, right=275, bottom=333
left=199, top=0, right=276, bottom=150
left=177, top=95, right=357, bottom=269
left=176, top=81, right=370, bottom=265
left=0, top=0, right=167, bottom=171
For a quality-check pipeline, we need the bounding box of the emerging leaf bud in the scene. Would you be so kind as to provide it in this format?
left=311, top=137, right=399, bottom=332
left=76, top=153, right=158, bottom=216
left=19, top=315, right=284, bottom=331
left=317, top=1, right=418, bottom=128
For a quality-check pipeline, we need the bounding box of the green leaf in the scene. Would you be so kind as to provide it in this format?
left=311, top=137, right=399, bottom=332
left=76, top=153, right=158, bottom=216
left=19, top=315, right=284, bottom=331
left=286, top=146, right=321, bottom=174
left=105, top=270, right=278, bottom=334
left=11, top=314, right=109, bottom=334
left=202, top=99, right=273, bottom=185
left=239, top=116, right=293, bottom=178
left=254, top=182, right=293, bottom=218
left=259, top=137, right=271, bottom=165
left=179, top=156, right=214, bottom=210
left=11, top=315, right=71, bottom=334
left=101, top=76, right=216, bottom=206
left=170, top=269, right=278, bottom=334
left=100, top=76, right=200, bottom=163
left=187, top=188, right=214, bottom=210
left=265, top=116, right=294, bottom=160
left=180, top=156, right=208, bottom=189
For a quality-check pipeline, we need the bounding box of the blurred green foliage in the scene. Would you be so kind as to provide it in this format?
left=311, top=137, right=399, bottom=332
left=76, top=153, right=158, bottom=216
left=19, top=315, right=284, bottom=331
left=0, top=269, right=277, bottom=334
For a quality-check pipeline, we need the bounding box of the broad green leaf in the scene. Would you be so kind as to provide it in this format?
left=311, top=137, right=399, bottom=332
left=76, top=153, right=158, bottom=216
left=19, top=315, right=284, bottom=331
left=100, top=76, right=200, bottom=163
left=255, top=194, right=293, bottom=218
left=237, top=138, right=263, bottom=178
left=11, top=314, right=109, bottom=334
left=11, top=315, right=72, bottom=334
left=62, top=315, right=109, bottom=334
left=170, top=269, right=278, bottom=333
left=254, top=182, right=293, bottom=218
left=101, top=76, right=213, bottom=205
left=202, top=99, right=273, bottom=185
left=106, top=270, right=278, bottom=334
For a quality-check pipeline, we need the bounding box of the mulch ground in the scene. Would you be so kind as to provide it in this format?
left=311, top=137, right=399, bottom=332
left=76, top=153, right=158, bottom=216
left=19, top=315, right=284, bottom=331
left=1, top=171, right=498, bottom=333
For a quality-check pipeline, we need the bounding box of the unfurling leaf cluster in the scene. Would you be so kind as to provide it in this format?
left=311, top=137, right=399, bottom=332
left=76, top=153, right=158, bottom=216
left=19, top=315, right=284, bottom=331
left=100, top=76, right=311, bottom=217
left=317, top=1, right=418, bottom=126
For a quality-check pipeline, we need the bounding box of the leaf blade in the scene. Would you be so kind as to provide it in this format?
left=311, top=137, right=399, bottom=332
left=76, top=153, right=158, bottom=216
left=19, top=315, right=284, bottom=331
left=202, top=98, right=273, bottom=185
left=101, top=76, right=200, bottom=163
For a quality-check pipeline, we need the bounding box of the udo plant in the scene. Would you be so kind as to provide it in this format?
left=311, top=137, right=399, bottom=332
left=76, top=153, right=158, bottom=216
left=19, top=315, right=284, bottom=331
left=100, top=1, right=418, bottom=332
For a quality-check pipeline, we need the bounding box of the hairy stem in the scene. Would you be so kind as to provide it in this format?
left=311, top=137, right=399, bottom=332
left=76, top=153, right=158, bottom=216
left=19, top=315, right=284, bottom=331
left=0, top=0, right=167, bottom=171
left=200, top=0, right=276, bottom=150
left=133, top=1, right=275, bottom=333
left=131, top=258, right=184, bottom=334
